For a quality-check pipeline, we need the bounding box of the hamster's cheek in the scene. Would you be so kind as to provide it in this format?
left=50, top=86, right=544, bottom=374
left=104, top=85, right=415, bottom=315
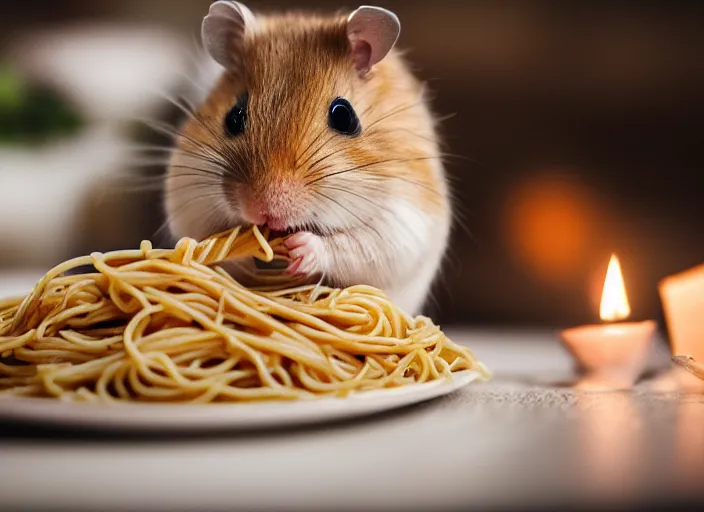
left=164, top=157, right=238, bottom=241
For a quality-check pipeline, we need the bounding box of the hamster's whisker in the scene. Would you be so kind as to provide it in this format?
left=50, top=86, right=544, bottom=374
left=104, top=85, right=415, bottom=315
left=127, top=145, right=227, bottom=168
left=139, top=118, right=232, bottom=169
left=168, top=133, right=246, bottom=183
left=303, top=147, right=348, bottom=178
left=124, top=152, right=229, bottom=175
left=378, top=173, right=445, bottom=199
left=306, top=194, right=354, bottom=236
left=364, top=100, right=424, bottom=130
left=304, top=162, right=337, bottom=182
left=162, top=181, right=226, bottom=198
left=163, top=108, right=249, bottom=180
left=157, top=91, right=197, bottom=119
left=175, top=37, right=215, bottom=98
left=136, top=118, right=183, bottom=140
left=177, top=40, right=215, bottom=98
left=305, top=160, right=396, bottom=186
left=139, top=119, right=225, bottom=161
left=360, top=103, right=376, bottom=117
left=160, top=173, right=223, bottom=182
left=186, top=33, right=207, bottom=66
left=334, top=176, right=444, bottom=207
left=122, top=180, right=220, bottom=195
left=171, top=151, right=230, bottom=170
left=300, top=201, right=342, bottom=238
left=176, top=70, right=210, bottom=98
left=163, top=175, right=224, bottom=187
left=331, top=190, right=423, bottom=247
left=450, top=209, right=477, bottom=243
left=434, top=112, right=458, bottom=124
left=125, top=154, right=215, bottom=168
left=312, top=191, right=383, bottom=242
left=169, top=165, right=227, bottom=179
left=122, top=157, right=173, bottom=167
left=184, top=114, right=242, bottom=166
left=316, top=185, right=395, bottom=216
left=153, top=191, right=228, bottom=242
left=112, top=182, right=165, bottom=194
left=296, top=87, right=326, bottom=161
left=296, top=129, right=336, bottom=169
left=305, top=156, right=440, bottom=187
left=368, top=127, right=438, bottom=146
left=111, top=173, right=220, bottom=194
left=445, top=188, right=478, bottom=242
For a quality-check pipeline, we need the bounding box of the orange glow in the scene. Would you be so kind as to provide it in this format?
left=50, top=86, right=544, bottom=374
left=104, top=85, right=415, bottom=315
left=600, top=254, right=631, bottom=322
left=504, top=174, right=594, bottom=286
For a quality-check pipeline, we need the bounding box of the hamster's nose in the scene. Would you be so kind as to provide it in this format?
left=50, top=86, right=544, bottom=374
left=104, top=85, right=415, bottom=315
left=242, top=205, right=288, bottom=231
left=240, top=198, right=267, bottom=226
left=240, top=196, right=286, bottom=229
left=239, top=182, right=299, bottom=229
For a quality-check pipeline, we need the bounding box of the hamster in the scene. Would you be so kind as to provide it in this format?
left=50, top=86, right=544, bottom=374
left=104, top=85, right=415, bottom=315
left=165, top=1, right=451, bottom=316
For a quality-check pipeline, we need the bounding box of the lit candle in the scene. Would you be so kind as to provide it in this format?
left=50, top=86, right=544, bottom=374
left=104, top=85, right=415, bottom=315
left=560, top=254, right=656, bottom=390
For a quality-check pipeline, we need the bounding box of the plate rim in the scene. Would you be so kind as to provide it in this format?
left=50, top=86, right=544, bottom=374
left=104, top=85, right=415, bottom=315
left=0, top=370, right=482, bottom=432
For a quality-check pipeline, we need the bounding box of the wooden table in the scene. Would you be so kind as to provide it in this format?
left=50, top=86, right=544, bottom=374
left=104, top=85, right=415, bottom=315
left=0, top=273, right=703, bottom=510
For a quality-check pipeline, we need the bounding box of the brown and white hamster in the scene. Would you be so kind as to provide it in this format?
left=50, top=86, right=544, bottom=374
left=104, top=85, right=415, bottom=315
left=165, top=1, right=451, bottom=316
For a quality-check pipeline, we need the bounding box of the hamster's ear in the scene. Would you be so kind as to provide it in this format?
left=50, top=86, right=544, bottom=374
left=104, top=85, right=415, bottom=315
left=202, top=1, right=257, bottom=70
left=347, top=6, right=401, bottom=76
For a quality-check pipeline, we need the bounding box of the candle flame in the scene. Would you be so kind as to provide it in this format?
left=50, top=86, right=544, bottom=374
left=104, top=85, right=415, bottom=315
left=600, top=254, right=631, bottom=322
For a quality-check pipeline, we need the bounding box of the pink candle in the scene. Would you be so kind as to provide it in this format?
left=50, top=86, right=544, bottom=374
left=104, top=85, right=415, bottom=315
left=560, top=254, right=656, bottom=390
left=656, top=263, right=704, bottom=391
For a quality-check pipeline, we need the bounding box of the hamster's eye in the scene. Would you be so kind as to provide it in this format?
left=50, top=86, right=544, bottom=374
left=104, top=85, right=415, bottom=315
left=224, top=94, right=248, bottom=137
left=328, top=97, right=360, bottom=137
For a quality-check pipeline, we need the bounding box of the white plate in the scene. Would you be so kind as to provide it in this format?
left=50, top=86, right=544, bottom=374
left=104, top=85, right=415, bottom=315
left=0, top=370, right=481, bottom=432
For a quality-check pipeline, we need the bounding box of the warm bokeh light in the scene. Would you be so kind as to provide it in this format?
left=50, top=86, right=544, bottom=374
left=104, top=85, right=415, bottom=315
left=600, top=254, right=631, bottom=322
left=504, top=173, right=595, bottom=286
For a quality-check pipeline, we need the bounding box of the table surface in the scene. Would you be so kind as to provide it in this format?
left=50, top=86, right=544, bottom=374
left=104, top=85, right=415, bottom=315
left=1, top=273, right=703, bottom=511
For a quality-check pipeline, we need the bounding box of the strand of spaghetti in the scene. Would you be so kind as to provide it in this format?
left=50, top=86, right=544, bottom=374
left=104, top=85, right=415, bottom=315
left=0, top=330, right=38, bottom=354
left=141, top=287, right=291, bottom=391
left=38, top=351, right=126, bottom=397
left=8, top=255, right=96, bottom=333
left=232, top=288, right=419, bottom=347
left=141, top=267, right=331, bottom=354
left=146, top=288, right=333, bottom=374
left=291, top=323, right=436, bottom=352
left=36, top=300, right=108, bottom=339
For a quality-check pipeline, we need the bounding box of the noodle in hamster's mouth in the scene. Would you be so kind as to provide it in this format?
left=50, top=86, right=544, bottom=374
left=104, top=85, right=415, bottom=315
left=268, top=224, right=329, bottom=238
left=257, top=226, right=312, bottom=270
left=269, top=227, right=298, bottom=238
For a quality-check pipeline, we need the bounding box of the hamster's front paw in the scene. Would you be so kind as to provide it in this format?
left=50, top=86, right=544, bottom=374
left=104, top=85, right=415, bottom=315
left=284, top=232, right=325, bottom=277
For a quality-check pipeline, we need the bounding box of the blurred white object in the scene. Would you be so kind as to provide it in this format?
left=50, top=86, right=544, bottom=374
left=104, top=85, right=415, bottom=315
left=0, top=125, right=131, bottom=266
left=0, top=270, right=45, bottom=298
left=0, top=23, right=195, bottom=267
left=9, top=24, right=190, bottom=123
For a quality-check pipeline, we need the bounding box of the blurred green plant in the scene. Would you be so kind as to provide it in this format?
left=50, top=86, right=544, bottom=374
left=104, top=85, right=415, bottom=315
left=0, top=65, right=84, bottom=145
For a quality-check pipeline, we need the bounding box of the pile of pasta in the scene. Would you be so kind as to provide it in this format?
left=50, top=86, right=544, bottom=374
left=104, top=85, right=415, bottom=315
left=0, top=226, right=489, bottom=403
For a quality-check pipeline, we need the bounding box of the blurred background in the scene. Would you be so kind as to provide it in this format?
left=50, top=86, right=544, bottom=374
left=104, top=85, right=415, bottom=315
left=0, top=0, right=702, bottom=330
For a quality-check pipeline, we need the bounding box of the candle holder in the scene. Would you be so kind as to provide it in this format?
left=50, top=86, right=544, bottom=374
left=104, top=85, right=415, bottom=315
left=561, top=321, right=656, bottom=390
left=559, top=254, right=656, bottom=391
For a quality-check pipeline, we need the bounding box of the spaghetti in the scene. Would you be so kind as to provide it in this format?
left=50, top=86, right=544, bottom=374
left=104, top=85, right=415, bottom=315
left=0, top=226, right=490, bottom=402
